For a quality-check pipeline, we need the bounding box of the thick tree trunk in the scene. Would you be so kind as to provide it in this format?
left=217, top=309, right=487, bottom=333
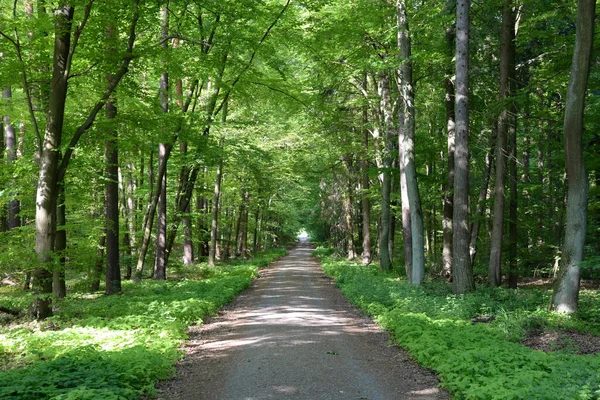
left=452, top=0, right=474, bottom=294
left=551, top=0, right=595, bottom=312
left=378, top=74, right=394, bottom=271
left=32, top=4, right=74, bottom=319
left=397, top=0, right=424, bottom=285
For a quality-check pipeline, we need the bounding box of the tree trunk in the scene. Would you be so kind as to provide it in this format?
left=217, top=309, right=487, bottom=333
left=3, top=88, right=21, bottom=230
left=208, top=151, right=224, bottom=267
left=91, top=235, right=106, bottom=292
left=361, top=105, right=372, bottom=264
left=153, top=6, right=169, bottom=280
left=154, top=144, right=168, bottom=280
left=378, top=73, right=394, bottom=271
left=551, top=0, right=595, bottom=313
left=397, top=0, right=424, bottom=285
left=488, top=0, right=516, bottom=287
left=469, top=123, right=496, bottom=267
left=105, top=72, right=121, bottom=294
left=32, top=4, right=74, bottom=319
left=53, top=183, right=67, bottom=298
left=452, top=0, right=474, bottom=294
left=442, top=26, right=455, bottom=279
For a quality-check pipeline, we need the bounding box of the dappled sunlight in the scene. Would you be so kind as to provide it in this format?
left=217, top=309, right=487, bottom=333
left=163, top=245, right=447, bottom=400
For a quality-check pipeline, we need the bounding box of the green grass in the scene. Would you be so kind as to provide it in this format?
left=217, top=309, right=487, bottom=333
left=0, top=248, right=286, bottom=399
left=316, top=252, right=600, bottom=400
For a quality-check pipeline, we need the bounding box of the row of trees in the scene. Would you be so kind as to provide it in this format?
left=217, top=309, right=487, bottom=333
left=1, top=0, right=598, bottom=318
left=1, top=0, right=315, bottom=319
left=302, top=0, right=598, bottom=312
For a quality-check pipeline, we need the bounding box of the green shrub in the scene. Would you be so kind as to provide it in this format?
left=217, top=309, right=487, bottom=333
left=319, top=255, right=600, bottom=400
left=0, top=248, right=286, bottom=399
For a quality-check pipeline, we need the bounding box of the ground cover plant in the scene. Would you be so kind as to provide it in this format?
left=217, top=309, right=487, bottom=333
left=315, top=249, right=600, bottom=400
left=0, top=248, right=286, bottom=399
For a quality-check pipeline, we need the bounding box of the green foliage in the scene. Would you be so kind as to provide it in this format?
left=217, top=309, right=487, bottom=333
left=317, top=253, right=600, bottom=399
left=0, top=249, right=285, bottom=399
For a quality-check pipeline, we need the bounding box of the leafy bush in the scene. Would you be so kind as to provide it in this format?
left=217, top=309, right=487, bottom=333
left=316, top=253, right=600, bottom=399
left=0, top=248, right=286, bottom=399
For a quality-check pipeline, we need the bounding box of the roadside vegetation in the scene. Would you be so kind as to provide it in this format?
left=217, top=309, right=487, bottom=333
left=0, top=249, right=286, bottom=399
left=315, top=248, right=600, bottom=399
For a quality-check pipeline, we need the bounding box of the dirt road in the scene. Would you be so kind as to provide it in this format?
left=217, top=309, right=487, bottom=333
left=157, top=242, right=449, bottom=400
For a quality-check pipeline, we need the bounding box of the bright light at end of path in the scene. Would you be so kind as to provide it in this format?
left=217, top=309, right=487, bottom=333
left=298, top=230, right=309, bottom=240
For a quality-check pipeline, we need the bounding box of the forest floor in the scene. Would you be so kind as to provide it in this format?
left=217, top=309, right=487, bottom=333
left=156, top=241, right=450, bottom=400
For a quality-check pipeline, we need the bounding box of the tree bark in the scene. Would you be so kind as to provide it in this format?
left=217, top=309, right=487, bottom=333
left=469, top=123, right=496, bottom=267
left=488, top=0, right=516, bottom=287
left=442, top=52, right=455, bottom=280
left=397, top=0, right=424, bottom=285
left=551, top=0, right=595, bottom=312
left=208, top=146, right=224, bottom=267
left=153, top=6, right=169, bottom=280
left=3, top=88, right=21, bottom=230
left=105, top=81, right=121, bottom=293
left=361, top=103, right=372, bottom=264
left=32, top=4, right=74, bottom=319
left=378, top=73, right=394, bottom=271
left=53, top=183, right=67, bottom=298
left=452, top=0, right=474, bottom=294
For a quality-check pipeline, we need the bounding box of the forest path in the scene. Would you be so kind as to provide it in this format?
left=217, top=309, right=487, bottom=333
left=157, top=241, right=449, bottom=400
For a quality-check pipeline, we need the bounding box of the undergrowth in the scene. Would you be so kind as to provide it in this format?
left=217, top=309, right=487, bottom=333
left=0, top=248, right=286, bottom=399
left=316, top=251, right=600, bottom=400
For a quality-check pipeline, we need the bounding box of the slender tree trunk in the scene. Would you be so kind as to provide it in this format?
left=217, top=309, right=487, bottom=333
left=507, top=113, right=518, bottom=288
left=253, top=208, right=260, bottom=252
left=469, top=123, right=496, bottom=267
left=154, top=144, right=168, bottom=280
left=105, top=76, right=121, bottom=293
left=378, top=74, right=394, bottom=271
left=397, top=0, right=424, bottom=285
left=442, top=26, right=455, bottom=279
left=3, top=88, right=21, bottom=230
left=91, top=235, right=106, bottom=292
left=361, top=124, right=372, bottom=264
left=343, top=161, right=357, bottom=260
left=452, top=0, right=474, bottom=294
left=32, top=4, right=74, bottom=319
left=153, top=6, right=169, bottom=280
left=239, top=191, right=250, bottom=258
left=488, top=0, right=516, bottom=286
left=551, top=0, right=595, bottom=312
left=208, top=146, right=224, bottom=267
left=53, top=183, right=67, bottom=298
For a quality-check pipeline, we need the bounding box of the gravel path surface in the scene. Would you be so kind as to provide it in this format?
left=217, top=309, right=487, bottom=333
left=157, top=242, right=449, bottom=400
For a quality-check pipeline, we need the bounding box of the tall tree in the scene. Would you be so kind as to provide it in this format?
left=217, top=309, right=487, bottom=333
left=154, top=5, right=170, bottom=281
left=488, top=0, right=517, bottom=287
left=32, top=4, right=74, bottom=319
left=397, top=0, right=424, bottom=285
left=105, top=18, right=121, bottom=294
left=378, top=73, right=394, bottom=272
left=452, top=0, right=474, bottom=294
left=550, top=0, right=595, bottom=313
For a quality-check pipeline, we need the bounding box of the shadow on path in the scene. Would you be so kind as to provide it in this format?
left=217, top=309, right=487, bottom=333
left=157, top=242, right=449, bottom=400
